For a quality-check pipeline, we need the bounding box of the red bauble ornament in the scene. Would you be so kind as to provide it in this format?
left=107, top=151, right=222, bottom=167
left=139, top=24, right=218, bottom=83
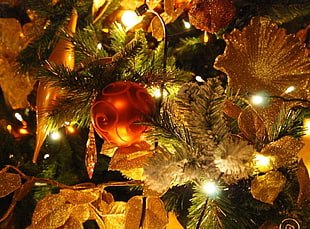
left=91, top=81, right=155, bottom=147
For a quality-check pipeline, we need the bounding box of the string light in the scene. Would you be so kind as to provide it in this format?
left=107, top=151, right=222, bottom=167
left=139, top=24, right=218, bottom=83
left=97, top=42, right=103, bottom=50
left=14, top=112, right=23, bottom=122
left=303, top=118, right=310, bottom=135
left=7, top=124, right=12, bottom=133
left=50, top=131, right=61, bottom=140
left=195, top=75, right=205, bottom=82
left=285, top=86, right=295, bottom=94
left=251, top=95, right=264, bottom=105
left=150, top=87, right=168, bottom=98
left=121, top=10, right=142, bottom=29
left=203, top=181, right=219, bottom=197
left=19, top=128, right=29, bottom=135
left=254, top=154, right=273, bottom=172
left=66, top=125, right=76, bottom=134
left=43, top=154, right=50, bottom=160
left=182, top=19, right=191, bottom=29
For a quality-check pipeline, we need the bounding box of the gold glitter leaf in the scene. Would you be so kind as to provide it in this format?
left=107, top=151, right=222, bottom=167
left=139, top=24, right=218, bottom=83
left=238, top=105, right=267, bottom=143
left=251, top=171, right=286, bottom=205
left=31, top=194, right=67, bottom=225
left=70, top=204, right=91, bottom=223
left=33, top=203, right=73, bottom=228
left=214, top=17, right=310, bottom=100
left=125, top=196, right=168, bottom=229
left=261, top=136, right=304, bottom=169
left=102, top=201, right=127, bottom=229
left=0, top=171, right=21, bottom=198
left=60, top=188, right=100, bottom=204
left=109, top=141, right=153, bottom=171
left=297, top=160, right=310, bottom=210
left=57, top=216, right=83, bottom=229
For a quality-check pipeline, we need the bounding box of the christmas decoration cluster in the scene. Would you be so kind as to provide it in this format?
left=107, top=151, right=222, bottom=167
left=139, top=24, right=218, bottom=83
left=0, top=0, right=310, bottom=228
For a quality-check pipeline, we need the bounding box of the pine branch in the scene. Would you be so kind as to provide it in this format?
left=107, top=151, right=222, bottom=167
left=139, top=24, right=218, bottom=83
left=267, top=106, right=304, bottom=142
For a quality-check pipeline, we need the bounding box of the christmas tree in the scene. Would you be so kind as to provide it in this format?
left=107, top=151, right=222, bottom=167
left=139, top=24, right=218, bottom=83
left=0, top=0, right=310, bottom=228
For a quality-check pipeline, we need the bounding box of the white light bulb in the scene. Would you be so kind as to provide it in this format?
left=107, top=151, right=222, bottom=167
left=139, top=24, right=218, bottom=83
left=14, top=112, right=23, bottom=121
left=121, top=11, right=141, bottom=29
left=195, top=76, right=205, bottom=82
left=50, top=131, right=61, bottom=140
left=203, top=181, right=218, bottom=197
left=183, top=20, right=191, bottom=29
left=285, top=86, right=295, bottom=93
left=43, top=154, right=50, bottom=159
left=251, top=95, right=264, bottom=105
left=97, top=42, right=103, bottom=50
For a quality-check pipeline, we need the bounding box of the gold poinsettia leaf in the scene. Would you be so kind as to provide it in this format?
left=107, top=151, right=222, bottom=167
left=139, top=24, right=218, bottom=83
left=144, top=196, right=169, bottom=229
left=120, top=168, right=144, bottom=180
left=251, top=171, right=286, bottom=205
left=214, top=17, right=310, bottom=101
left=261, top=136, right=304, bottom=169
left=238, top=105, right=267, bottom=143
left=102, top=201, right=127, bottom=229
left=59, top=188, right=100, bottom=204
left=100, top=141, right=118, bottom=157
left=0, top=171, right=22, bottom=198
left=109, top=141, right=153, bottom=171
left=58, top=216, right=83, bottom=229
left=125, top=196, right=143, bottom=229
left=166, top=212, right=184, bottom=229
left=297, top=160, right=310, bottom=210
left=125, top=196, right=168, bottom=229
left=222, top=99, right=243, bottom=119
left=70, top=204, right=91, bottom=223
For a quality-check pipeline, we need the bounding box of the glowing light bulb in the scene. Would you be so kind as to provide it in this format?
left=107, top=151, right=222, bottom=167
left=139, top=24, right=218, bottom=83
left=66, top=125, right=75, bottom=134
left=251, top=95, right=264, bottom=105
left=254, top=154, right=273, bottom=172
left=150, top=87, right=168, bottom=98
left=15, top=113, right=23, bottom=122
left=97, top=42, right=103, bottom=50
left=121, top=11, right=142, bottom=29
left=195, top=76, right=205, bottom=82
left=302, top=118, right=310, bottom=135
left=203, top=32, right=209, bottom=43
left=43, top=154, right=50, bottom=159
left=285, top=86, right=295, bottom=94
left=19, top=128, right=29, bottom=135
left=50, top=131, right=61, bottom=140
left=183, top=20, right=191, bottom=29
left=203, top=181, right=218, bottom=197
left=7, top=125, right=12, bottom=133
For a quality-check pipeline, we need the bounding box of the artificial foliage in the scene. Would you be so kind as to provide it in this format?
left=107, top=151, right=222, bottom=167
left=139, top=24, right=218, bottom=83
left=0, top=0, right=310, bottom=229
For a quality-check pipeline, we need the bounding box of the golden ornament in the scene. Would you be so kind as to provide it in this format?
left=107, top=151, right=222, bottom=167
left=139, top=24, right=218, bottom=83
left=214, top=17, right=310, bottom=101
left=85, top=123, right=97, bottom=179
left=251, top=171, right=286, bottom=205
left=33, top=10, right=78, bottom=163
left=0, top=171, right=21, bottom=198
